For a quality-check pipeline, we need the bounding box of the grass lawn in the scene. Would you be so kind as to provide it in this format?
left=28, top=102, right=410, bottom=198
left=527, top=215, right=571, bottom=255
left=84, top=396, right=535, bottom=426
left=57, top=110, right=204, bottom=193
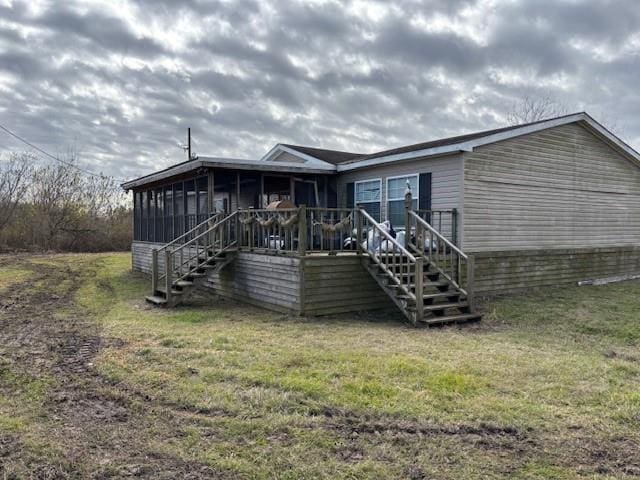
left=1, top=252, right=639, bottom=479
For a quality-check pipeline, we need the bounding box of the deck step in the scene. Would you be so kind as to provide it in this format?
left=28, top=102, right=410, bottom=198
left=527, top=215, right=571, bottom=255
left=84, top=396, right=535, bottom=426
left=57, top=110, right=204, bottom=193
left=386, top=280, right=450, bottom=289
left=156, top=287, right=184, bottom=295
left=397, top=291, right=462, bottom=301
left=407, top=302, right=468, bottom=312
left=145, top=295, right=168, bottom=305
left=175, top=280, right=194, bottom=288
left=424, top=302, right=468, bottom=311
left=418, top=313, right=482, bottom=326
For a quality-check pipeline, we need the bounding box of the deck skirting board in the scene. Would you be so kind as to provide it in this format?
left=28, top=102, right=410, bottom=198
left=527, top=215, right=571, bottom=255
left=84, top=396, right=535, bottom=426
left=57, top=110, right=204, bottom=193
left=471, top=246, right=640, bottom=294
left=131, top=243, right=393, bottom=316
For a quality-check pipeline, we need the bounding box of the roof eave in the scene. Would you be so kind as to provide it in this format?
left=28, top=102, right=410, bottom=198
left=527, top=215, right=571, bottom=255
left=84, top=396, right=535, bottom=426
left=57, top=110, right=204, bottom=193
left=121, top=156, right=336, bottom=190
left=337, top=145, right=472, bottom=171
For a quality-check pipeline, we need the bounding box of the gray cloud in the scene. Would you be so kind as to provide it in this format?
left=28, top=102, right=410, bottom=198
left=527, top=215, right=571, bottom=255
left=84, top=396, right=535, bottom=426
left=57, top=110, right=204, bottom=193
left=0, top=0, right=638, bottom=181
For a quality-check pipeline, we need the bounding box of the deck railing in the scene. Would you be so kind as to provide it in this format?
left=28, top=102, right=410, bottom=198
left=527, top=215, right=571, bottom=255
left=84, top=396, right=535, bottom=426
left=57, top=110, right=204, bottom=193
left=407, top=210, right=474, bottom=310
left=305, top=207, right=356, bottom=253
left=237, top=208, right=301, bottom=253
left=413, top=209, right=458, bottom=245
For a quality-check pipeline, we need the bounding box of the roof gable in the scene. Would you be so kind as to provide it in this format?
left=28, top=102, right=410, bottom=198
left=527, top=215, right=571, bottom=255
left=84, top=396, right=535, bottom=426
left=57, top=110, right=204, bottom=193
left=280, top=144, right=364, bottom=165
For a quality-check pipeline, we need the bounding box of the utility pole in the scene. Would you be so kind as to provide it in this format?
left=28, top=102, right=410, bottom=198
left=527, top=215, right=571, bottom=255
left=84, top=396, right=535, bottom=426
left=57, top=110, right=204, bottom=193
left=187, top=127, right=191, bottom=160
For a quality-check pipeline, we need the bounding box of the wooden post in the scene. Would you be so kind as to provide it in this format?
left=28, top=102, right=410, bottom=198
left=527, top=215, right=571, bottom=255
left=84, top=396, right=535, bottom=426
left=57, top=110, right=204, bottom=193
left=290, top=177, right=296, bottom=204
left=323, top=176, right=328, bottom=207
left=356, top=208, right=363, bottom=255
left=466, top=255, right=475, bottom=311
left=151, top=248, right=158, bottom=294
left=208, top=170, right=215, bottom=214
left=452, top=208, right=458, bottom=246
left=404, top=181, right=413, bottom=249
left=414, top=257, right=424, bottom=324
left=236, top=209, right=243, bottom=249
left=236, top=172, right=241, bottom=209
left=164, top=249, right=172, bottom=304
left=298, top=205, right=307, bottom=256
left=260, top=173, right=265, bottom=208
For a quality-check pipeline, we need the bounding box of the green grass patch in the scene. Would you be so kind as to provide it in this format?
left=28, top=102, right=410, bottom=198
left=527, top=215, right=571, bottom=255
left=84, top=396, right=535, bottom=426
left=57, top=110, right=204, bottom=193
left=4, top=252, right=640, bottom=479
left=0, top=266, right=32, bottom=292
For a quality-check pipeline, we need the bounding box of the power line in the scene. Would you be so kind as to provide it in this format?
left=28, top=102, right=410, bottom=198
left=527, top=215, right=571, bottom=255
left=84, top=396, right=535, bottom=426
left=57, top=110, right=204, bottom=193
left=0, top=123, right=120, bottom=180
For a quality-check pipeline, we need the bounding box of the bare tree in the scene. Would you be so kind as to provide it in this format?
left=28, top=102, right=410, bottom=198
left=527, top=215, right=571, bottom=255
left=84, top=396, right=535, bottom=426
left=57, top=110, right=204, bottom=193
left=507, top=95, right=569, bottom=125
left=29, top=158, right=84, bottom=250
left=0, top=153, right=33, bottom=231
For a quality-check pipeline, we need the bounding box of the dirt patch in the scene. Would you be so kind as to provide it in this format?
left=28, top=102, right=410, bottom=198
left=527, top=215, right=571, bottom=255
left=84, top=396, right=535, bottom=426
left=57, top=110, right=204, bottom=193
left=563, top=434, right=640, bottom=478
left=0, top=257, right=234, bottom=479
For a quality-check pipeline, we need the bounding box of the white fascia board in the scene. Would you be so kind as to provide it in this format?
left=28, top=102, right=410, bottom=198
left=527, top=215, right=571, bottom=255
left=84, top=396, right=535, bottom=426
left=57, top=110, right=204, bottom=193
left=121, top=159, right=206, bottom=189
left=337, top=144, right=472, bottom=172
left=122, top=155, right=334, bottom=190
left=200, top=158, right=334, bottom=174
left=579, top=115, right=640, bottom=167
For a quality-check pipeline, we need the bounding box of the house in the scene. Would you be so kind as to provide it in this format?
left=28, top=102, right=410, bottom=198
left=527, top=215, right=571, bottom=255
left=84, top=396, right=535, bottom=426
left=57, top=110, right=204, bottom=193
left=122, top=112, right=640, bottom=325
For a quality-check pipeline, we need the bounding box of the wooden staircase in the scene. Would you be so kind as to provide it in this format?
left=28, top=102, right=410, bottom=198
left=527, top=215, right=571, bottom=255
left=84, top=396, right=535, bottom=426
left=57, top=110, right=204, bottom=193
left=358, top=208, right=481, bottom=326
left=146, top=211, right=239, bottom=307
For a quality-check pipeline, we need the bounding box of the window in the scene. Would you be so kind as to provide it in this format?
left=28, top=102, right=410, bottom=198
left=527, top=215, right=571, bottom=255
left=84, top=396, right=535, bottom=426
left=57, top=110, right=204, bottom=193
left=174, top=182, right=184, bottom=237
left=386, top=174, right=418, bottom=227
left=134, top=176, right=209, bottom=243
left=155, top=188, right=164, bottom=243
left=196, top=176, right=208, bottom=221
left=140, top=191, right=147, bottom=241
left=164, top=185, right=173, bottom=241
left=355, top=179, right=381, bottom=221
left=133, top=192, right=140, bottom=241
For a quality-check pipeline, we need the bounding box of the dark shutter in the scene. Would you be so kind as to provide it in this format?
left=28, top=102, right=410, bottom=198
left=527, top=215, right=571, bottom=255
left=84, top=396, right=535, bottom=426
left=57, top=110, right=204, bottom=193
left=419, top=173, right=432, bottom=210
left=346, top=182, right=354, bottom=209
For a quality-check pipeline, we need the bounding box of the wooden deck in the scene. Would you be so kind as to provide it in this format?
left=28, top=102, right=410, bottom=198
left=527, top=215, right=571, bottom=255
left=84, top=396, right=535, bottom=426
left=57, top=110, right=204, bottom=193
left=133, top=203, right=479, bottom=325
left=133, top=242, right=394, bottom=315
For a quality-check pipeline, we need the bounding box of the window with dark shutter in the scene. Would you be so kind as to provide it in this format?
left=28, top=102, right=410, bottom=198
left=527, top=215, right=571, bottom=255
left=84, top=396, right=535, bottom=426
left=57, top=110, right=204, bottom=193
left=419, top=173, right=432, bottom=210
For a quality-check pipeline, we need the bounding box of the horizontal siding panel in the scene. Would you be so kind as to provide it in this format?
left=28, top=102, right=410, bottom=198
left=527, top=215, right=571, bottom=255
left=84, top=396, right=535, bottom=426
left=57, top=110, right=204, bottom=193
left=464, top=123, right=640, bottom=251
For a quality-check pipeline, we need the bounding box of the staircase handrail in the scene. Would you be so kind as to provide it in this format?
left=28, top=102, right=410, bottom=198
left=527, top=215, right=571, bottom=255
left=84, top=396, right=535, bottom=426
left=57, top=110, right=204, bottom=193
left=358, top=208, right=417, bottom=262
left=358, top=208, right=422, bottom=322
left=157, top=212, right=223, bottom=253
left=408, top=210, right=474, bottom=309
left=409, top=211, right=467, bottom=259
left=152, top=211, right=239, bottom=299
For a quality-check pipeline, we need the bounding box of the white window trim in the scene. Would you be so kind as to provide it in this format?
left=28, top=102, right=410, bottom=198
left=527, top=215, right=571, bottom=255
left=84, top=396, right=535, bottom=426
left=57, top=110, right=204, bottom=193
left=354, top=178, right=382, bottom=206
left=386, top=173, right=419, bottom=202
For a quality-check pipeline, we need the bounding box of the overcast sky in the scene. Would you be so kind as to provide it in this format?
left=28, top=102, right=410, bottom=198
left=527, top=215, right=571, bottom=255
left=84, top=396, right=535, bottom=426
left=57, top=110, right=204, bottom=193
left=0, top=0, right=639, bottom=180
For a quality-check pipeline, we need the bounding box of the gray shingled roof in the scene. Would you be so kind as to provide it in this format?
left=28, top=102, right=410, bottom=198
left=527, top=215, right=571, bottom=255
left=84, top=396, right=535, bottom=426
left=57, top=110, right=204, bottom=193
left=279, top=144, right=365, bottom=165
left=284, top=113, right=583, bottom=165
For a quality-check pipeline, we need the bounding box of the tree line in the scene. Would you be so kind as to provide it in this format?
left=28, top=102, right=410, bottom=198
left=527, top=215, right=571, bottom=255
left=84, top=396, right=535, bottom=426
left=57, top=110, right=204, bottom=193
left=0, top=152, right=131, bottom=252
